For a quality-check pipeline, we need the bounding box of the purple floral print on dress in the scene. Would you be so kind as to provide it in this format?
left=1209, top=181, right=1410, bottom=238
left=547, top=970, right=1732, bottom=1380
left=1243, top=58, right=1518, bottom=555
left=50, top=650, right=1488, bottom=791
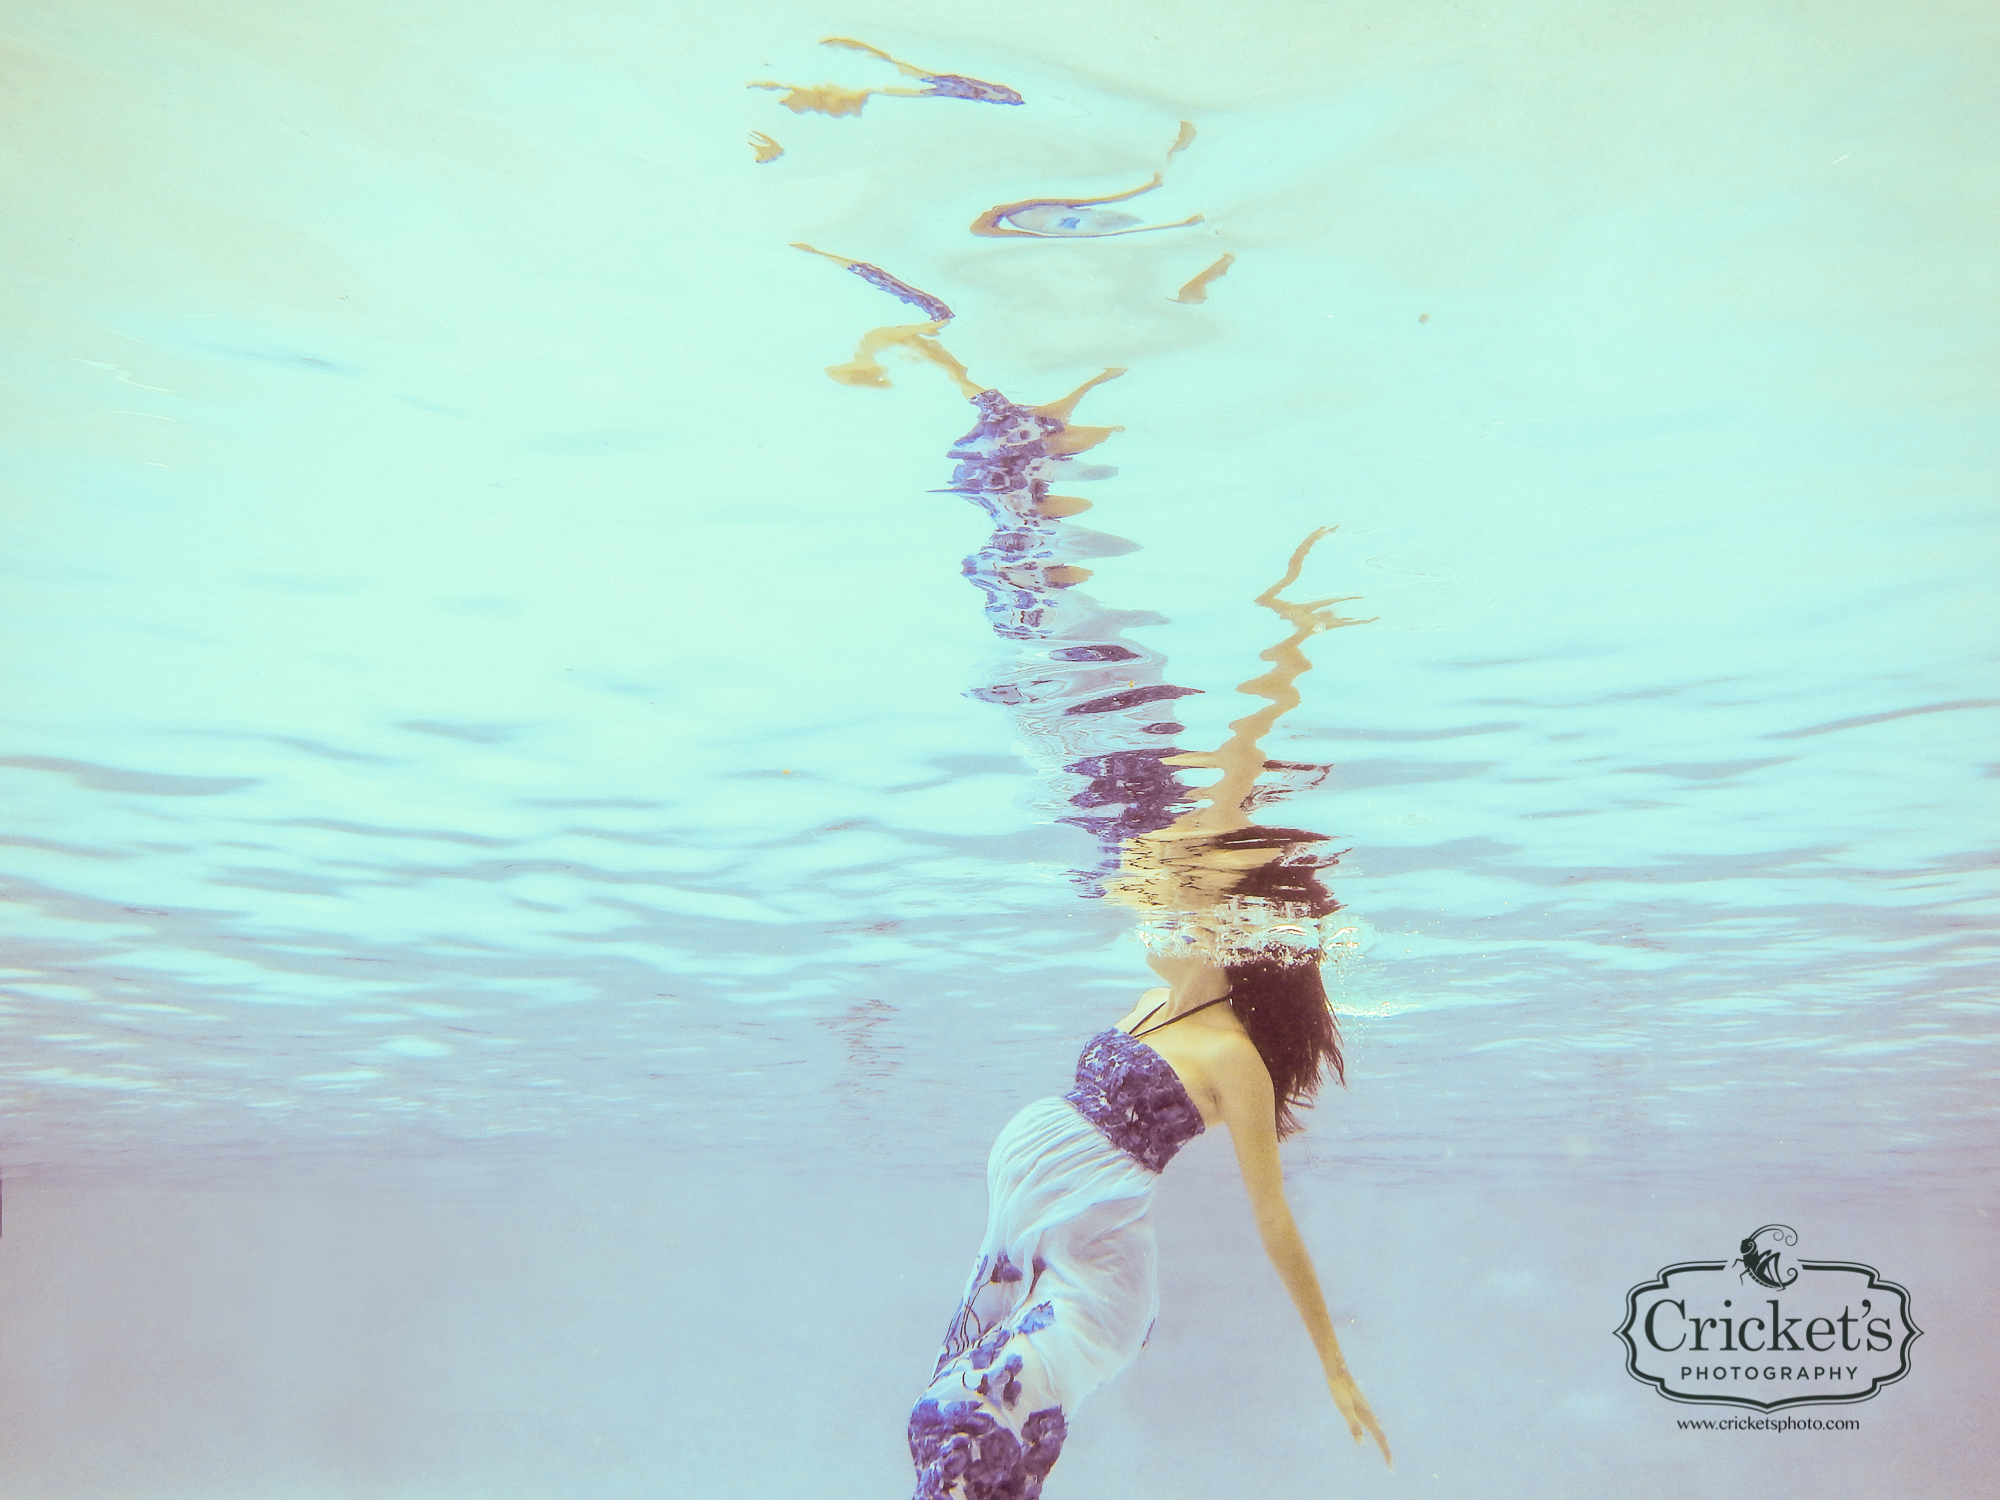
left=909, top=1397, right=1066, bottom=1500
left=967, top=1323, right=1010, bottom=1372
left=1063, top=1028, right=1205, bottom=1172
left=1017, top=1301, right=1055, bottom=1335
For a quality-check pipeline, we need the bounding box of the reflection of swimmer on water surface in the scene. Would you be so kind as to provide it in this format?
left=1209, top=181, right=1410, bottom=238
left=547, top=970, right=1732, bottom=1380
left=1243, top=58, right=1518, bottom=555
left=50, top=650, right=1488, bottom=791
left=973, top=123, right=1204, bottom=239
left=819, top=322, right=980, bottom=395
left=794, top=251, right=1331, bottom=884
left=749, top=35, right=1023, bottom=117
left=820, top=36, right=1024, bottom=106
left=796, top=275, right=1206, bottom=865
left=791, top=243, right=955, bottom=324
left=1171, top=252, right=1235, bottom=303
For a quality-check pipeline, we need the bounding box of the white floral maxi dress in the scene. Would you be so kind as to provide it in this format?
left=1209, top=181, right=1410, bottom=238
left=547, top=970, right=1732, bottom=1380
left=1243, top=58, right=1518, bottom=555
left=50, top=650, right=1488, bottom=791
left=907, top=1022, right=1210, bottom=1499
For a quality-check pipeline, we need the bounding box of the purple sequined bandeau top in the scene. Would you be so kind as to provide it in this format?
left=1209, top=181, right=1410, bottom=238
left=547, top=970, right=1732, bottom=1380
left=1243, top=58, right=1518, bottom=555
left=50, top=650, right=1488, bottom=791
left=1064, top=1029, right=1205, bottom=1173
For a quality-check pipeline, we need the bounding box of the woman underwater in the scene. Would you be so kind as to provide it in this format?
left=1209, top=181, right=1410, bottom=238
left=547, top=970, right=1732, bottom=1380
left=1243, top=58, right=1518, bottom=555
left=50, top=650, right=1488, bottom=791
left=897, top=374, right=1393, bottom=1496
left=906, top=819, right=1394, bottom=1496
left=745, top=41, right=1392, bottom=1493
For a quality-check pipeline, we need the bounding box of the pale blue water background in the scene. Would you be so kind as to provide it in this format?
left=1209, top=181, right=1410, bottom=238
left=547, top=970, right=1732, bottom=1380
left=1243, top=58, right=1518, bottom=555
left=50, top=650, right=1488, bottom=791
left=2, top=4, right=1995, bottom=1496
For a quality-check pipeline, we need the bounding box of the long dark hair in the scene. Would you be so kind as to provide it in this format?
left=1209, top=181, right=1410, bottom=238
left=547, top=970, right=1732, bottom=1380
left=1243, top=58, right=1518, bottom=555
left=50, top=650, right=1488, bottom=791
left=1208, top=825, right=1347, bottom=1138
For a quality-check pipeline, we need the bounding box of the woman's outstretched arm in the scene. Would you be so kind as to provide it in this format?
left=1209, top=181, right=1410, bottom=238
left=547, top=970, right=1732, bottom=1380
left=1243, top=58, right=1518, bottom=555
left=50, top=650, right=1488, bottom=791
left=1212, top=1039, right=1392, bottom=1467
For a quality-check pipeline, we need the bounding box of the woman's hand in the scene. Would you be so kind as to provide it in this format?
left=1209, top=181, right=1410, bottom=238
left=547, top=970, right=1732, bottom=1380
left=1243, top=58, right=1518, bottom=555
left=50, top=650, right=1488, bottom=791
left=1326, top=1363, right=1392, bottom=1468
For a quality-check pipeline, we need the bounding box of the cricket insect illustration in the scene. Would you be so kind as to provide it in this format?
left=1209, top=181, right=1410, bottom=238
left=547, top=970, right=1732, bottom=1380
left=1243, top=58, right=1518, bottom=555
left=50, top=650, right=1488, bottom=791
left=1732, top=1224, right=1800, bottom=1290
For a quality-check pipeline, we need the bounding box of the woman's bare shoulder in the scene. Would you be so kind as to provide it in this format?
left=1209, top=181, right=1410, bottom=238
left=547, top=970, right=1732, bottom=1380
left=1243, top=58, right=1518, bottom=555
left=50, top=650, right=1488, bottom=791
left=1200, top=1021, right=1271, bottom=1076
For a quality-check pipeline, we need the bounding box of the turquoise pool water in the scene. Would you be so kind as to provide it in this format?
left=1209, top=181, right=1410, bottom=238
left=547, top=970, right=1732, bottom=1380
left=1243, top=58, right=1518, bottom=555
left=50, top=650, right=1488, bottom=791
left=3, top=4, right=1994, bottom=1496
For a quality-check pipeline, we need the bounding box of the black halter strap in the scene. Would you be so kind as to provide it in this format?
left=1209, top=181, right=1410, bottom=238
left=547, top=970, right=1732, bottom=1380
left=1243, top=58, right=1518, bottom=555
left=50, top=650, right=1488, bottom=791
left=1129, top=995, right=1232, bottom=1039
